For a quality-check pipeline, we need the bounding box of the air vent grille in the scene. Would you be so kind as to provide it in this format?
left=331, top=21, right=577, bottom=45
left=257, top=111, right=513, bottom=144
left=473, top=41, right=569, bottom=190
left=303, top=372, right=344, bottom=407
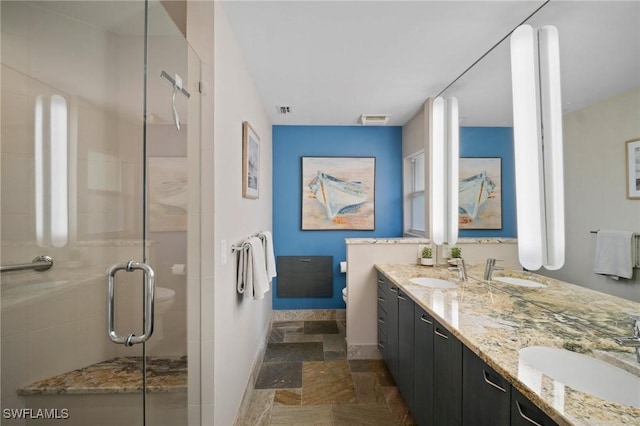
left=276, top=105, right=293, bottom=115
left=359, top=114, right=391, bottom=125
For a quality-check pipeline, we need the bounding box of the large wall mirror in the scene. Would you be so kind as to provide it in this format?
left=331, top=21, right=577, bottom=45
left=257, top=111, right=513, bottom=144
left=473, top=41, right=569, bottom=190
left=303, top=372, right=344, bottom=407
left=442, top=1, right=640, bottom=301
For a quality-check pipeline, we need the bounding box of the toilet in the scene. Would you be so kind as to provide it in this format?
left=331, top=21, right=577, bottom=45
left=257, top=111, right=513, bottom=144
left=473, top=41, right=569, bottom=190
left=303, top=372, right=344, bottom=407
left=154, top=286, right=175, bottom=340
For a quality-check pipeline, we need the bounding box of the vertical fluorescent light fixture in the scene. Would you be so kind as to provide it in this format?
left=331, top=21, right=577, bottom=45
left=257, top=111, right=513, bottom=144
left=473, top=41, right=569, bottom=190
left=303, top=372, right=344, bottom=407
left=35, top=95, right=68, bottom=248
left=429, top=97, right=459, bottom=245
left=510, top=25, right=564, bottom=270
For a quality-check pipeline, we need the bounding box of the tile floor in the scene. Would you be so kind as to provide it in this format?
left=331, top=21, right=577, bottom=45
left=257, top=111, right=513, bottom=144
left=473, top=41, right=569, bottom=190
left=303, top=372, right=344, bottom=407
left=242, top=320, right=416, bottom=425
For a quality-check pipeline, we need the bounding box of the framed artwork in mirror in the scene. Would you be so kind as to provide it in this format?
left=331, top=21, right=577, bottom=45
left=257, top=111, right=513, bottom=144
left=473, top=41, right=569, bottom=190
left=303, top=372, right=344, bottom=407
left=242, top=121, right=260, bottom=199
left=626, top=138, right=640, bottom=200
left=459, top=157, right=502, bottom=229
left=301, top=156, right=375, bottom=230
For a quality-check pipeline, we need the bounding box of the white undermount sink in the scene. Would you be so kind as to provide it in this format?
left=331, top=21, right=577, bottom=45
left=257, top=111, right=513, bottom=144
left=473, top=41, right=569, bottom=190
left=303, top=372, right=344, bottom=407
left=409, top=277, right=457, bottom=289
left=519, top=346, right=640, bottom=408
left=493, top=276, right=546, bottom=288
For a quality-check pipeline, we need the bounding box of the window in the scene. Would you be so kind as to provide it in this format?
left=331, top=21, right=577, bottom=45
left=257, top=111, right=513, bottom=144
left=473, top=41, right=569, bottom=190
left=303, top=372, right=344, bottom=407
left=407, top=151, right=425, bottom=235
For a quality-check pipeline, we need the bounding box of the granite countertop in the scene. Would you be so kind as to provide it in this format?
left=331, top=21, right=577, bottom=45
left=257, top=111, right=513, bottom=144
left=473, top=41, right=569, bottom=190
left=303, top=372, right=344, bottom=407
left=18, top=356, right=187, bottom=395
left=374, top=263, right=640, bottom=426
left=345, top=237, right=517, bottom=245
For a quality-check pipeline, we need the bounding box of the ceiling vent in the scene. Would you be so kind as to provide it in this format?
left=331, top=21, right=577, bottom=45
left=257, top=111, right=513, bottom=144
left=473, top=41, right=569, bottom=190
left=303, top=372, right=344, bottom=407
left=276, top=105, right=293, bottom=115
left=358, top=114, right=391, bottom=126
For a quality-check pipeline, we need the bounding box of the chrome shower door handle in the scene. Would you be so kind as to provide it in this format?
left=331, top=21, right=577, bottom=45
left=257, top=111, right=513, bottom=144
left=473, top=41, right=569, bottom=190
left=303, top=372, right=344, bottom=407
left=107, top=260, right=155, bottom=346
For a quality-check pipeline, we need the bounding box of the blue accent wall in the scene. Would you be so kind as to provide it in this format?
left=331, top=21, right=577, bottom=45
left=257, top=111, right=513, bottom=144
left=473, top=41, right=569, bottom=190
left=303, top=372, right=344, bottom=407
left=459, top=127, right=516, bottom=238
left=272, top=126, right=403, bottom=310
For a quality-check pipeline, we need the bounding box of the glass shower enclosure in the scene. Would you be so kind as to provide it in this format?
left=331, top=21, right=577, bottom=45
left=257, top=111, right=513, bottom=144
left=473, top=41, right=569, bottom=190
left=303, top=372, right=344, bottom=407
left=1, top=1, right=199, bottom=424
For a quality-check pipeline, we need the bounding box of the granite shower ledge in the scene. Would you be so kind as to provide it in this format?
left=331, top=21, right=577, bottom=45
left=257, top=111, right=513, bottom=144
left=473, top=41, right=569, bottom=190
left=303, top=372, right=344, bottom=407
left=17, top=356, right=187, bottom=395
left=375, top=263, right=640, bottom=426
left=345, top=237, right=516, bottom=245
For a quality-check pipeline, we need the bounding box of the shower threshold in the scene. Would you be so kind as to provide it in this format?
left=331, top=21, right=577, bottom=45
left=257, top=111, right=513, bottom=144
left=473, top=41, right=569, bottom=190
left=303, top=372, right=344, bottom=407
left=17, top=356, right=187, bottom=395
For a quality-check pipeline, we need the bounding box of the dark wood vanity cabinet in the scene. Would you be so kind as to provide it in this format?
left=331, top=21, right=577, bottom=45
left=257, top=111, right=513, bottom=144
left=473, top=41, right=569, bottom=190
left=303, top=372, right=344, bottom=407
left=376, top=273, right=387, bottom=360
left=397, top=290, right=415, bottom=410
left=462, top=346, right=511, bottom=425
left=413, top=305, right=435, bottom=426
left=375, top=272, right=558, bottom=426
left=511, top=387, right=559, bottom=426
left=433, top=320, right=463, bottom=426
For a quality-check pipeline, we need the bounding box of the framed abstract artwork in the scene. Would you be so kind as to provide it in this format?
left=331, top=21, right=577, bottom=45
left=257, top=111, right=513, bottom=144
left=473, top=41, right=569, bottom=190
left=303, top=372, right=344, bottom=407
left=301, top=156, right=375, bottom=230
left=459, top=157, right=502, bottom=230
left=242, top=121, right=260, bottom=199
left=626, top=138, right=640, bottom=200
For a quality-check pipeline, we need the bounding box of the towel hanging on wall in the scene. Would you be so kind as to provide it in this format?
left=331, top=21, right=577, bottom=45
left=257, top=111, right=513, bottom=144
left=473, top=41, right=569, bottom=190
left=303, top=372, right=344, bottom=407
left=593, top=230, right=637, bottom=280
left=259, top=230, right=277, bottom=283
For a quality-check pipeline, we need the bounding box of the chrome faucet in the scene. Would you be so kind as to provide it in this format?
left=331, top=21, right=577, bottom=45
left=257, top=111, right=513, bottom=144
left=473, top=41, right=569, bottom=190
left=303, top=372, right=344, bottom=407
left=483, top=258, right=504, bottom=281
left=614, top=317, right=640, bottom=363
left=448, top=258, right=467, bottom=281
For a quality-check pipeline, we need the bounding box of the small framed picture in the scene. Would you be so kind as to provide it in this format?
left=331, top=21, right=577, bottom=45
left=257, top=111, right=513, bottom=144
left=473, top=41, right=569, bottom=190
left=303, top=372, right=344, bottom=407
left=242, top=121, right=260, bottom=199
left=626, top=138, right=640, bottom=200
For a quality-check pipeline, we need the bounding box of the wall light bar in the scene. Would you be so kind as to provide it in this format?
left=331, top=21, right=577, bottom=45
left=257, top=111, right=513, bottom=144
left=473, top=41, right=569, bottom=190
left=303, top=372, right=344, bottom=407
left=429, top=97, right=459, bottom=246
left=510, top=24, right=564, bottom=270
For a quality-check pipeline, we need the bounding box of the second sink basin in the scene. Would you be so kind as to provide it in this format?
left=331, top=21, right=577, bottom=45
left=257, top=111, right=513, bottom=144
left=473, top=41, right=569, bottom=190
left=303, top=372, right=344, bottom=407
left=409, top=277, right=456, bottom=289
left=519, top=346, right=640, bottom=408
left=493, top=276, right=546, bottom=288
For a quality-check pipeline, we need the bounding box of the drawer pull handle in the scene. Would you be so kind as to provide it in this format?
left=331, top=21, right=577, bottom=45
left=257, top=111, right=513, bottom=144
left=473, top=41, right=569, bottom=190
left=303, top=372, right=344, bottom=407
left=398, top=295, right=406, bottom=301
left=378, top=279, right=385, bottom=284
left=300, top=258, right=311, bottom=262
left=378, top=318, right=385, bottom=323
left=434, top=328, right=449, bottom=339
left=515, top=401, right=543, bottom=426
left=378, top=342, right=385, bottom=349
left=378, top=297, right=385, bottom=302
left=420, top=315, right=432, bottom=324
left=389, top=287, right=398, bottom=293
left=483, top=370, right=506, bottom=393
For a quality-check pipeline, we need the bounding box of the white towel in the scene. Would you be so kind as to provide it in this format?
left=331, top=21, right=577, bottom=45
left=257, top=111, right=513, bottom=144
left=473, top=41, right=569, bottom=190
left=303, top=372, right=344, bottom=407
left=246, top=237, right=270, bottom=300
left=594, top=230, right=636, bottom=280
left=259, top=230, right=277, bottom=282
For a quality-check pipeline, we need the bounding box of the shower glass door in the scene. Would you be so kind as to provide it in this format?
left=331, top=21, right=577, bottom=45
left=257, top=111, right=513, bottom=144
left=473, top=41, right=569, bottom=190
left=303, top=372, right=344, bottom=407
left=1, top=1, right=195, bottom=424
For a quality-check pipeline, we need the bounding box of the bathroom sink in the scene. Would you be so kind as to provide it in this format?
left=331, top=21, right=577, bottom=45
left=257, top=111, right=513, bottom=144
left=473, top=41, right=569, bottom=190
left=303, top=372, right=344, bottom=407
left=493, top=276, right=546, bottom=288
left=519, top=346, right=640, bottom=408
left=409, top=277, right=457, bottom=289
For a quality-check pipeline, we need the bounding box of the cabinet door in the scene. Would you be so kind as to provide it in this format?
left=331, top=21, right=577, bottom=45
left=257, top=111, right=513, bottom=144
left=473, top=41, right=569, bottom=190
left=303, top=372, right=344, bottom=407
left=377, top=273, right=387, bottom=359
left=385, top=281, right=399, bottom=381
left=433, top=321, right=462, bottom=426
left=462, top=346, right=510, bottom=425
left=414, top=306, right=434, bottom=426
left=397, top=290, right=415, bottom=411
left=511, top=388, right=559, bottom=426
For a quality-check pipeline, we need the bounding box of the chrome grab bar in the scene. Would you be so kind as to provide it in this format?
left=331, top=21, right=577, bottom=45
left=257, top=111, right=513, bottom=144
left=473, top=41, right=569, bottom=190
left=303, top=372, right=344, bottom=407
left=0, top=255, right=53, bottom=273
left=106, top=260, right=155, bottom=347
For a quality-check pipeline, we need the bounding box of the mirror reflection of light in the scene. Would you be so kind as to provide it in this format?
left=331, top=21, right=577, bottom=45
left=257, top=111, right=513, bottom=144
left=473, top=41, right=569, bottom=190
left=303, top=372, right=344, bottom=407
left=35, top=95, right=68, bottom=248
left=450, top=295, right=459, bottom=328
left=518, top=358, right=542, bottom=395
left=553, top=380, right=565, bottom=414
left=432, top=290, right=445, bottom=318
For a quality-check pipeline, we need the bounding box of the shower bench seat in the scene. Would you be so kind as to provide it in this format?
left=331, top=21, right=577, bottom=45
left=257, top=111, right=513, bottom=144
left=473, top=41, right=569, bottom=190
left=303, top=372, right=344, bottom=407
left=17, top=356, right=187, bottom=395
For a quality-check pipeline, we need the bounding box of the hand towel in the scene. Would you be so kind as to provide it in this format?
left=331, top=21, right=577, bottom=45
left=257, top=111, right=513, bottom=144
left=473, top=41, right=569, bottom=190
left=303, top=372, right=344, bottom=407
left=260, top=230, right=277, bottom=282
left=246, top=236, right=270, bottom=300
left=594, top=230, right=635, bottom=280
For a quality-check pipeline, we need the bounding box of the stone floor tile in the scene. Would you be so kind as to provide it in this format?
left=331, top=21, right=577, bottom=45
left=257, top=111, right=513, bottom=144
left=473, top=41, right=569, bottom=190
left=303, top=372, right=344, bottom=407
left=242, top=389, right=274, bottom=425
left=384, top=386, right=417, bottom=425
left=322, top=334, right=346, bottom=352
left=351, top=373, right=387, bottom=404
left=323, top=350, right=346, bottom=361
left=301, top=361, right=357, bottom=405
left=332, top=403, right=397, bottom=426
left=303, top=320, right=339, bottom=335
left=269, top=405, right=333, bottom=425
left=348, top=359, right=389, bottom=373
left=274, top=388, right=302, bottom=406
left=255, top=362, right=302, bottom=389
left=264, top=342, right=324, bottom=363
left=283, top=332, right=324, bottom=343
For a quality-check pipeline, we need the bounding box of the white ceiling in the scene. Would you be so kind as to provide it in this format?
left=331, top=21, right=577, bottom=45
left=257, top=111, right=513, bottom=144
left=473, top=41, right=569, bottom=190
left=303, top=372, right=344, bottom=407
left=222, top=1, right=640, bottom=127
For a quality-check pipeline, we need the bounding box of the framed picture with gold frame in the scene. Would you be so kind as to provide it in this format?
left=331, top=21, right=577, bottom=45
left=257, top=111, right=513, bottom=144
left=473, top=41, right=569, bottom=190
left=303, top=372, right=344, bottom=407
left=242, top=121, right=260, bottom=199
left=626, top=138, right=640, bottom=200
